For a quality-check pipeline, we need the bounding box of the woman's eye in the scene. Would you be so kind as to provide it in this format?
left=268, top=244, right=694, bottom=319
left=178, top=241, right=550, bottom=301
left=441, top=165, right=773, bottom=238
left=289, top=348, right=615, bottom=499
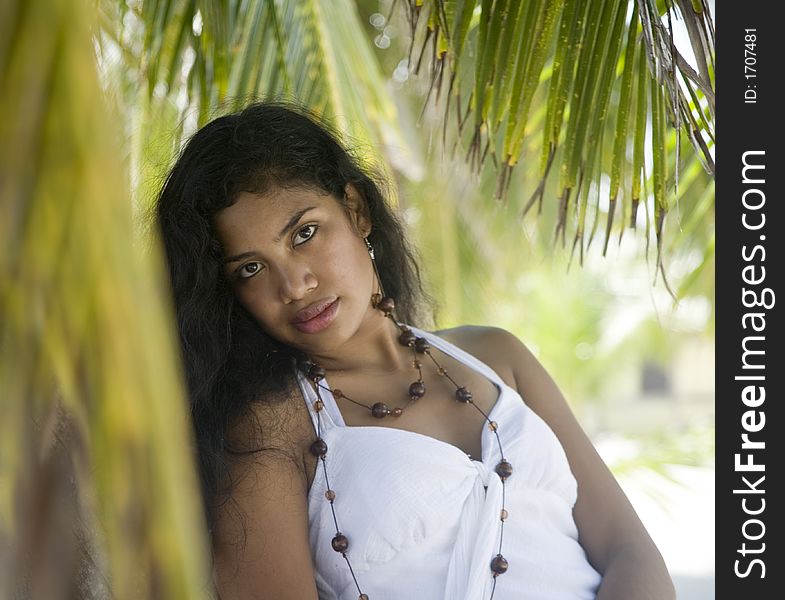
left=293, top=224, right=318, bottom=246
left=237, top=262, right=263, bottom=279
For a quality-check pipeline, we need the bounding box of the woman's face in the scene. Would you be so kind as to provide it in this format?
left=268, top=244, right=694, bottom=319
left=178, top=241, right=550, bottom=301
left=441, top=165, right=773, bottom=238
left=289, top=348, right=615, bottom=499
left=213, top=184, right=377, bottom=355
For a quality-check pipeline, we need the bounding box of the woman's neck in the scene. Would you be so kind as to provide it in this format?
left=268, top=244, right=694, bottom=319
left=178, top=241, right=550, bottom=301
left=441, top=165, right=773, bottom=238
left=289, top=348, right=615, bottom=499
left=307, top=313, right=412, bottom=375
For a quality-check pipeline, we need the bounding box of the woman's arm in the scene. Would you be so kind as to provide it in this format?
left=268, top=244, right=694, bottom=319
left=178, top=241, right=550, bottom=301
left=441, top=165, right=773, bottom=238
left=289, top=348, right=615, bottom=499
left=212, top=405, right=320, bottom=600
left=468, top=326, right=676, bottom=600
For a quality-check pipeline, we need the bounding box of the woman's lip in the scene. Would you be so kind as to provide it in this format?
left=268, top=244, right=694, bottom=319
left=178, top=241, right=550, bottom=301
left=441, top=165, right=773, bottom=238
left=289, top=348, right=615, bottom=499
left=291, top=299, right=340, bottom=334
left=292, top=297, right=338, bottom=323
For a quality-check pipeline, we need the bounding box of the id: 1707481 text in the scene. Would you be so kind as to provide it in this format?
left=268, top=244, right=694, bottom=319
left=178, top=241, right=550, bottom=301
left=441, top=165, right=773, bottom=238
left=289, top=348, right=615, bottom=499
left=744, top=29, right=757, bottom=104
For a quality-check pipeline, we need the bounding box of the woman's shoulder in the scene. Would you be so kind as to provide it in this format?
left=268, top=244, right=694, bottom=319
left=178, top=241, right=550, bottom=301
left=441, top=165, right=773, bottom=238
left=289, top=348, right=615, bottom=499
left=430, top=324, right=525, bottom=389
left=226, top=390, right=315, bottom=475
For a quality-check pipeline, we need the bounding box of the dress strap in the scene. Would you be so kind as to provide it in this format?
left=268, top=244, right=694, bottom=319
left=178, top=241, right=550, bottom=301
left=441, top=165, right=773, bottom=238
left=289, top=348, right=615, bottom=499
left=408, top=326, right=508, bottom=391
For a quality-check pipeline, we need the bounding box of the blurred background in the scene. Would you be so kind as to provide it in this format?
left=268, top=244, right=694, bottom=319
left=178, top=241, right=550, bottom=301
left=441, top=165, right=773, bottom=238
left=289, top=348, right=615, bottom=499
left=1, top=0, right=714, bottom=598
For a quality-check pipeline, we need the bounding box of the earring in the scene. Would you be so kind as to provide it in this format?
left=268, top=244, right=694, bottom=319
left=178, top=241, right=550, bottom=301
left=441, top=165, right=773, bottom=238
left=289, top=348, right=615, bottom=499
left=365, top=237, right=385, bottom=306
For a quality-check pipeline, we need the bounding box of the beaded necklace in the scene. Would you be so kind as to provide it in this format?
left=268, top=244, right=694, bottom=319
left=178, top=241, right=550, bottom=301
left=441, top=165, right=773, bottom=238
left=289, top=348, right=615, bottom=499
left=301, top=289, right=513, bottom=599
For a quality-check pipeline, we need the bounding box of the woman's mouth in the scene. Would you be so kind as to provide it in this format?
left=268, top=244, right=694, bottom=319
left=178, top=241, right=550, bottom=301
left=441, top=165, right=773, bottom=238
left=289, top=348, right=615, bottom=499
left=291, top=298, right=340, bottom=334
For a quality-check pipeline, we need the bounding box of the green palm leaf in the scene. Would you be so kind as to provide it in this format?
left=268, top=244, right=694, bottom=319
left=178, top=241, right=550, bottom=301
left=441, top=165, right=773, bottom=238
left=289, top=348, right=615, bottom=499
left=1, top=1, right=211, bottom=597
left=104, top=0, right=416, bottom=210
left=404, top=0, right=715, bottom=267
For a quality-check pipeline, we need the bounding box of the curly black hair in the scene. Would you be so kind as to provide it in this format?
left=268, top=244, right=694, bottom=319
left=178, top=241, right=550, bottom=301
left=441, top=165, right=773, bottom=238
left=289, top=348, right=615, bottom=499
left=149, top=101, right=432, bottom=540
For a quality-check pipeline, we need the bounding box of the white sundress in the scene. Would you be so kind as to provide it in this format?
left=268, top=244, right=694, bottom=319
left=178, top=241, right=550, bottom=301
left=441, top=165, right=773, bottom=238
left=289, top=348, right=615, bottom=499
left=295, top=326, right=602, bottom=600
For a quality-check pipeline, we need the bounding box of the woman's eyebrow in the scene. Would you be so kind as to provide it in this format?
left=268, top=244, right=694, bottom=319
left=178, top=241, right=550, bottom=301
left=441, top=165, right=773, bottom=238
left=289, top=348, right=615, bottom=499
left=222, top=206, right=317, bottom=264
left=223, top=251, right=256, bottom=265
left=274, top=206, right=316, bottom=242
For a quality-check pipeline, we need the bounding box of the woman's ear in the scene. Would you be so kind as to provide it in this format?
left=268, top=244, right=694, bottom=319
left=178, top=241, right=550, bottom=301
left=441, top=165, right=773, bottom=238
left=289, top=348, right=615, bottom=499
left=343, top=183, right=372, bottom=237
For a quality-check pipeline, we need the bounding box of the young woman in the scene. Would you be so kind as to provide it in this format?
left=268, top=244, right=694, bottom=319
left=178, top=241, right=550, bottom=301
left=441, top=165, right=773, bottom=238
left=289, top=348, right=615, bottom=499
left=153, top=102, right=674, bottom=600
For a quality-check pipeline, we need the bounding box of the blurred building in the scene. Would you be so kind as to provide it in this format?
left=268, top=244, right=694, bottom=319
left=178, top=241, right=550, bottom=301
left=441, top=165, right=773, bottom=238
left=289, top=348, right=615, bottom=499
left=584, top=337, right=715, bottom=436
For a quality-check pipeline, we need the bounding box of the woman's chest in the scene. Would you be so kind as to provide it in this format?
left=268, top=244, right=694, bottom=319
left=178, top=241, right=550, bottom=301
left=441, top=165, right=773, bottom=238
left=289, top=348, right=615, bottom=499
left=330, top=354, right=500, bottom=457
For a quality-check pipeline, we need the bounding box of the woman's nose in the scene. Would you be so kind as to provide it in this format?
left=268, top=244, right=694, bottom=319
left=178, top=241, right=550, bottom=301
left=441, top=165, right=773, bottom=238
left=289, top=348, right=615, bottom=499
left=276, top=262, right=317, bottom=303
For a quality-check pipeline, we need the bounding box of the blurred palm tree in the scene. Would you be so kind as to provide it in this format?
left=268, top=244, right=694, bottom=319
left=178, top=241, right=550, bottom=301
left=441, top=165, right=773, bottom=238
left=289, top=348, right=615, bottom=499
left=2, top=0, right=213, bottom=598
left=2, top=0, right=714, bottom=597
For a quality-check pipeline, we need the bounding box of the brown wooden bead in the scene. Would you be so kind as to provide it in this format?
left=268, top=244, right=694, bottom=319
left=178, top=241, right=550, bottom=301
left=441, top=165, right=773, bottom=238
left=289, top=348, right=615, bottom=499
left=371, top=293, right=382, bottom=308
left=488, top=420, right=498, bottom=431
left=371, top=402, right=390, bottom=418
left=325, top=490, right=336, bottom=501
left=332, top=389, right=344, bottom=399
left=495, top=459, right=513, bottom=480
left=310, top=438, right=328, bottom=457
left=409, top=380, right=426, bottom=399
left=414, top=337, right=430, bottom=353
left=331, top=533, right=349, bottom=553
left=398, top=329, right=416, bottom=347
left=359, top=595, right=369, bottom=600
left=500, top=508, right=509, bottom=521
left=391, top=407, right=403, bottom=417
left=313, top=400, right=324, bottom=412
left=490, top=554, right=509, bottom=575
left=455, top=386, right=473, bottom=403
left=308, top=364, right=326, bottom=382
left=412, top=359, right=422, bottom=369
left=376, top=297, right=395, bottom=314
left=437, top=366, right=447, bottom=376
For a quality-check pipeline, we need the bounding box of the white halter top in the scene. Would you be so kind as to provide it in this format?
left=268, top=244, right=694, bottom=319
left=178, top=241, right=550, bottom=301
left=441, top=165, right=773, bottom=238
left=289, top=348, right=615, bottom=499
left=296, top=327, right=601, bottom=599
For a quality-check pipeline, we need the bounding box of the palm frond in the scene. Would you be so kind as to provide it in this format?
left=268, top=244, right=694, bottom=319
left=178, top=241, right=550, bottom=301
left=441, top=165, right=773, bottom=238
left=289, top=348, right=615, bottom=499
left=1, top=1, right=211, bottom=597
left=107, top=0, right=416, bottom=209
left=401, top=0, right=715, bottom=267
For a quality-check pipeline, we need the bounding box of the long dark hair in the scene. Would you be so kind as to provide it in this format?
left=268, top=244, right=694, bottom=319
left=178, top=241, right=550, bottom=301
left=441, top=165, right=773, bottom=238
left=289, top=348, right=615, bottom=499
left=150, top=101, right=432, bottom=539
